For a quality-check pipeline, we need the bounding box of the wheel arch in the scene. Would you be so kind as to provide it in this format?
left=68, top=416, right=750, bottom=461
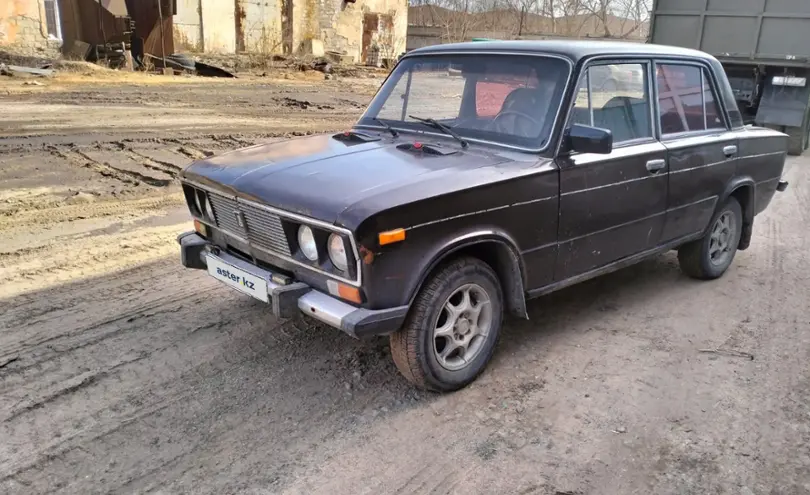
left=719, top=176, right=756, bottom=250
left=406, top=230, right=529, bottom=320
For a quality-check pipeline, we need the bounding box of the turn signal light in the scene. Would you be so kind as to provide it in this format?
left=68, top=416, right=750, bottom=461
left=194, top=219, right=208, bottom=237
left=378, top=228, right=406, bottom=246
left=327, top=280, right=362, bottom=304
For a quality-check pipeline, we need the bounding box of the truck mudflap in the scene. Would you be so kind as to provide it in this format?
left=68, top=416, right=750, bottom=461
left=756, top=71, right=810, bottom=155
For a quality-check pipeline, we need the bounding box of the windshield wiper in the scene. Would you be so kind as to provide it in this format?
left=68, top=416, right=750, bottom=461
left=373, top=117, right=399, bottom=137
left=408, top=115, right=468, bottom=148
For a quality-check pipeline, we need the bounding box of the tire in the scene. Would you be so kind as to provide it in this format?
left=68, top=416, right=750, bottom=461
left=390, top=257, right=504, bottom=392
left=677, top=197, right=743, bottom=280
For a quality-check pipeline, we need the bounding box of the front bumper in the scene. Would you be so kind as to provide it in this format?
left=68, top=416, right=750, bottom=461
left=177, top=232, right=408, bottom=338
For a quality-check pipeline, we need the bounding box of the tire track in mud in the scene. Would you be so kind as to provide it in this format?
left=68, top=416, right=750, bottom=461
left=0, top=262, right=237, bottom=483
left=69, top=147, right=174, bottom=187
left=0, top=223, right=188, bottom=299
left=2, top=258, right=404, bottom=493
left=47, top=145, right=148, bottom=186
left=0, top=284, right=221, bottom=377
left=3, top=371, right=109, bottom=423
left=0, top=194, right=183, bottom=230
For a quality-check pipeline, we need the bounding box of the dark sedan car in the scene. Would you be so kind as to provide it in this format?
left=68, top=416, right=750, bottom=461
left=178, top=41, right=789, bottom=392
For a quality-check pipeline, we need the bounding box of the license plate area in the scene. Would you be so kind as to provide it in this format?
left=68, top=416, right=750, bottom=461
left=206, top=254, right=269, bottom=302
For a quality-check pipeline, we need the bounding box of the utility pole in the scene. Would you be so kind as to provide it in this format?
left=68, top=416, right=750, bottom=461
left=157, top=0, right=167, bottom=68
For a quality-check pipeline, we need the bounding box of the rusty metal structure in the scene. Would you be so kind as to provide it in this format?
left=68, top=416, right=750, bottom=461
left=59, top=0, right=175, bottom=65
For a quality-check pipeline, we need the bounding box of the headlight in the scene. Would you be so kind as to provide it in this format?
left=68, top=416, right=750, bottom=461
left=203, top=195, right=216, bottom=222
left=298, top=225, right=318, bottom=261
left=193, top=190, right=204, bottom=217
left=328, top=234, right=348, bottom=271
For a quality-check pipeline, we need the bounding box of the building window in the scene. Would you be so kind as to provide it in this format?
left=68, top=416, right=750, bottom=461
left=43, top=0, right=62, bottom=40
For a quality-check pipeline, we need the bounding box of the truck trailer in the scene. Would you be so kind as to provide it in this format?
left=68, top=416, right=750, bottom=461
left=650, top=0, right=810, bottom=155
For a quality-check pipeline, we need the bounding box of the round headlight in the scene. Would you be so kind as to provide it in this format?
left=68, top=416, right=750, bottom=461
left=194, top=191, right=204, bottom=216
left=328, top=234, right=348, bottom=271
left=298, top=225, right=318, bottom=261
left=203, top=196, right=216, bottom=221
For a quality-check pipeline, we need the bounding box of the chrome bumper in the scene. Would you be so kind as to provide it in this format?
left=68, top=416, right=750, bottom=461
left=177, top=231, right=407, bottom=338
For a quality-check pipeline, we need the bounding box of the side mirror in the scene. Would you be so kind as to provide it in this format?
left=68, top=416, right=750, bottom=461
left=567, top=124, right=613, bottom=154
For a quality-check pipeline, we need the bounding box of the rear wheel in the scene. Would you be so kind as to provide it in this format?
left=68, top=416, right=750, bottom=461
left=678, top=197, right=743, bottom=280
left=390, top=257, right=503, bottom=392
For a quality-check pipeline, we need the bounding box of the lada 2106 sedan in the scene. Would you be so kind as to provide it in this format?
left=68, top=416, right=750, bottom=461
left=178, top=41, right=789, bottom=392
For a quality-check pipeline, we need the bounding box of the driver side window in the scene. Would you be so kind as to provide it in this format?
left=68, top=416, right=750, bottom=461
left=569, top=62, right=653, bottom=144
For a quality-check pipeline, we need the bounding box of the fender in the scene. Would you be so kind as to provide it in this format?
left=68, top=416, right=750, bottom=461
left=716, top=176, right=756, bottom=250
left=405, top=228, right=529, bottom=319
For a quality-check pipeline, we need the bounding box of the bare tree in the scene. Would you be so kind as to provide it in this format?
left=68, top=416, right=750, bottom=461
left=555, top=0, right=592, bottom=37
left=504, top=0, right=539, bottom=36
left=611, top=0, right=651, bottom=38
left=406, top=0, right=651, bottom=40
left=540, top=0, right=557, bottom=34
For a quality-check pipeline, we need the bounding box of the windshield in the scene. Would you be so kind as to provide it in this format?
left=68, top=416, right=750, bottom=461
left=359, top=54, right=570, bottom=150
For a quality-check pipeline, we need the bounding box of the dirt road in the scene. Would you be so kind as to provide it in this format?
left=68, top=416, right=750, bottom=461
left=2, top=69, right=809, bottom=494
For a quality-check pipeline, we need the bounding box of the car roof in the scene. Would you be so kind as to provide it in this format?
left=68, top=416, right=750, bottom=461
left=406, top=40, right=713, bottom=64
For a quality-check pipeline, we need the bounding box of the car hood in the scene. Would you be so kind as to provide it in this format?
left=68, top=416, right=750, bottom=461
left=182, top=133, right=521, bottom=228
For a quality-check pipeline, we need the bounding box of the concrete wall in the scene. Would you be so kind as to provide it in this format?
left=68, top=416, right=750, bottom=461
left=174, top=0, right=202, bottom=51
left=240, top=0, right=283, bottom=53
left=173, top=0, right=407, bottom=62
left=200, top=0, right=236, bottom=53
left=317, top=0, right=407, bottom=63
left=176, top=0, right=284, bottom=54
left=292, top=0, right=318, bottom=53
left=0, top=0, right=62, bottom=56
left=175, top=0, right=236, bottom=53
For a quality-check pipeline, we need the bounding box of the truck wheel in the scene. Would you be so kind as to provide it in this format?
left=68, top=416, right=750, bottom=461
left=677, top=197, right=743, bottom=280
left=390, top=257, right=503, bottom=392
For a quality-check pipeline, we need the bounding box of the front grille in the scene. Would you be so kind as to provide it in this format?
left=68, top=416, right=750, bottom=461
left=240, top=202, right=290, bottom=255
left=206, top=192, right=292, bottom=257
left=207, top=194, right=244, bottom=237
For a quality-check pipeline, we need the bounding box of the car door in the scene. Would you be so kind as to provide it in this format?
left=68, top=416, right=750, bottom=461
left=654, top=62, right=739, bottom=241
left=555, top=60, right=668, bottom=281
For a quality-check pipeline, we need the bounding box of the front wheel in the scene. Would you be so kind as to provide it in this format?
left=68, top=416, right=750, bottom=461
left=677, top=197, right=743, bottom=280
left=390, top=257, right=503, bottom=392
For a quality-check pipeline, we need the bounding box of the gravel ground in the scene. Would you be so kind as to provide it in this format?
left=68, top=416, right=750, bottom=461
left=1, top=69, right=809, bottom=495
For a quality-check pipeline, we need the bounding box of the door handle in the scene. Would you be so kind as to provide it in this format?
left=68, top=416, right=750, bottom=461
left=723, top=145, right=738, bottom=157
left=646, top=159, right=666, bottom=173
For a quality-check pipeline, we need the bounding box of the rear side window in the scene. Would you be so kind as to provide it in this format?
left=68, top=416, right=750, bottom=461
left=657, top=64, right=726, bottom=135
left=703, top=75, right=725, bottom=130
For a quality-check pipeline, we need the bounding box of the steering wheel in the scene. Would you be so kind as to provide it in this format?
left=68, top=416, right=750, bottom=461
left=490, top=110, right=541, bottom=136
